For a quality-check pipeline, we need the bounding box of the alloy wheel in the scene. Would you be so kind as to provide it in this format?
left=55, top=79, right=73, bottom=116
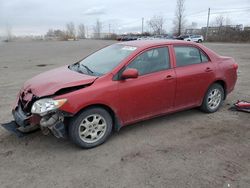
left=207, top=88, right=222, bottom=110
left=78, top=114, right=107, bottom=143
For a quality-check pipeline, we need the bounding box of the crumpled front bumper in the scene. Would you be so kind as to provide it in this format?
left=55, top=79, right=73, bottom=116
left=12, top=104, right=40, bottom=131
left=1, top=121, right=29, bottom=137
left=2, top=104, right=67, bottom=138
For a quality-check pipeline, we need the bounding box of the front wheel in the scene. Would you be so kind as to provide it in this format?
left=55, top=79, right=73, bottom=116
left=69, top=107, right=113, bottom=149
left=200, top=84, right=224, bottom=113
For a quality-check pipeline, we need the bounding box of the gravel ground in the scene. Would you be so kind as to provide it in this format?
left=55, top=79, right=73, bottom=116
left=0, top=40, right=249, bottom=188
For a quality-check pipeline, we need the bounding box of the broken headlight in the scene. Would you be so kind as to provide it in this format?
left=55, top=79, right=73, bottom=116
left=31, top=98, right=67, bottom=116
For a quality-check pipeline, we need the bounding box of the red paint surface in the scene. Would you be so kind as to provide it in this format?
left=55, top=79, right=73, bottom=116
left=22, top=65, right=97, bottom=97
left=19, top=40, right=238, bottom=127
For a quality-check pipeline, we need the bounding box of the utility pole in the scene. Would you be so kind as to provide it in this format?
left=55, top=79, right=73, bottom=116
left=142, top=17, right=144, bottom=35
left=206, top=8, right=211, bottom=41
left=86, top=26, right=88, bottom=38
left=108, top=24, right=111, bottom=38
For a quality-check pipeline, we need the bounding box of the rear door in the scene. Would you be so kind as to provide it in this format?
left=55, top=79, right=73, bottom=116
left=173, top=45, right=216, bottom=110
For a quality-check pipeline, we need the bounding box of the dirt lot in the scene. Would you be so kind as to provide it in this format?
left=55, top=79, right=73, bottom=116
left=0, top=40, right=249, bottom=188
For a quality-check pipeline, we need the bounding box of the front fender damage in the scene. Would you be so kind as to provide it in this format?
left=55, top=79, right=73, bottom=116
left=39, top=111, right=70, bottom=138
left=2, top=107, right=71, bottom=138
left=2, top=82, right=91, bottom=138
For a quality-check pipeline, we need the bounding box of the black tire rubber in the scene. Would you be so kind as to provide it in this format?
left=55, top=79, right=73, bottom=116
left=69, top=107, right=113, bottom=149
left=200, top=83, right=224, bottom=113
left=198, top=39, right=202, bottom=43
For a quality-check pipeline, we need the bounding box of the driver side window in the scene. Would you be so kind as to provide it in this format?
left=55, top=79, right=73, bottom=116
left=127, top=47, right=170, bottom=76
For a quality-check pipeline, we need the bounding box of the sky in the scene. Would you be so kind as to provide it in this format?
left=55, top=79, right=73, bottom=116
left=0, top=0, right=250, bottom=36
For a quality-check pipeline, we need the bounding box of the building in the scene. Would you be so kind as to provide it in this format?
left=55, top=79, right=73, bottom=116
left=244, top=27, right=250, bottom=31
left=201, top=24, right=243, bottom=35
left=185, top=28, right=202, bottom=35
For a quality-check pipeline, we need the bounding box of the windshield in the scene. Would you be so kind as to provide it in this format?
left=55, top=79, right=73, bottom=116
left=70, top=44, right=137, bottom=76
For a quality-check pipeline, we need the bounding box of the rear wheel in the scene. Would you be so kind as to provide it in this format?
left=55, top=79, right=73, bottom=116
left=198, top=39, right=202, bottom=43
left=69, top=107, right=113, bottom=148
left=200, top=83, right=224, bottom=113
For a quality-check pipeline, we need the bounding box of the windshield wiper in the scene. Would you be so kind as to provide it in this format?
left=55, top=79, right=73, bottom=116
left=79, top=64, right=94, bottom=75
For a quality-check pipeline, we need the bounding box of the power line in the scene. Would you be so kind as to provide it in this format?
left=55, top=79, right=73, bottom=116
left=212, top=7, right=250, bottom=11
left=187, top=10, right=209, bottom=16
left=187, top=7, right=250, bottom=17
left=211, top=9, right=250, bottom=15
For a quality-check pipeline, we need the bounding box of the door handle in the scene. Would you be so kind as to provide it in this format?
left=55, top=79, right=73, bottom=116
left=165, top=75, right=174, bottom=80
left=205, top=67, right=213, bottom=72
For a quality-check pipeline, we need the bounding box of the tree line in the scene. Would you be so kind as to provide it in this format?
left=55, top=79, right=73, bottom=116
left=4, top=0, right=250, bottom=42
left=45, top=19, right=104, bottom=40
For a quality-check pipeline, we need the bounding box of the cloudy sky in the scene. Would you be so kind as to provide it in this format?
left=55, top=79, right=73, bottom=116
left=0, top=0, right=250, bottom=36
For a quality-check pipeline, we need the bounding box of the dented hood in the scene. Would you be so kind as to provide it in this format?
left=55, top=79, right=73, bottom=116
left=22, top=65, right=97, bottom=97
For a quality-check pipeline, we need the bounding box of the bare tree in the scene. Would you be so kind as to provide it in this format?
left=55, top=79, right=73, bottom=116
left=147, top=15, right=165, bottom=35
left=78, top=24, right=86, bottom=39
left=45, top=29, right=55, bottom=37
left=45, top=29, right=67, bottom=40
left=209, top=15, right=237, bottom=42
left=212, top=15, right=231, bottom=27
left=54, top=30, right=65, bottom=38
left=173, top=0, right=186, bottom=36
left=225, top=16, right=232, bottom=26
left=93, top=19, right=102, bottom=39
left=66, top=22, right=76, bottom=39
left=215, top=15, right=226, bottom=27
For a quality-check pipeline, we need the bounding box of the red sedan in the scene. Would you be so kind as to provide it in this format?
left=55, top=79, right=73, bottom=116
left=5, top=40, right=238, bottom=148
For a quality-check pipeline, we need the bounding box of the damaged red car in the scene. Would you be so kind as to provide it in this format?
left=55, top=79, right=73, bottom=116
left=4, top=40, right=238, bottom=148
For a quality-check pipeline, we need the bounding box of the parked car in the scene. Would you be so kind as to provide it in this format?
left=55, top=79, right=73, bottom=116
left=117, top=35, right=138, bottom=41
left=137, top=35, right=174, bottom=40
left=175, top=35, right=190, bottom=40
left=189, top=35, right=204, bottom=43
left=177, top=35, right=204, bottom=43
left=4, top=40, right=238, bottom=148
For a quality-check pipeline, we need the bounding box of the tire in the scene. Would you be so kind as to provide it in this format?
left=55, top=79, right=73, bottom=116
left=69, top=107, right=113, bottom=149
left=198, top=39, right=202, bottom=43
left=200, top=83, right=224, bottom=113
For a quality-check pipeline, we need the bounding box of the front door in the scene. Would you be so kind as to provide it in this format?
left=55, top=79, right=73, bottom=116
left=117, top=47, right=176, bottom=125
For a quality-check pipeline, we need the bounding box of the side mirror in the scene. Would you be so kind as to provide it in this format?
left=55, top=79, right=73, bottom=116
left=121, top=68, right=139, bottom=79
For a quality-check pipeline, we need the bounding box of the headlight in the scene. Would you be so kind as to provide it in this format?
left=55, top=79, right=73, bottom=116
left=31, top=98, right=67, bottom=116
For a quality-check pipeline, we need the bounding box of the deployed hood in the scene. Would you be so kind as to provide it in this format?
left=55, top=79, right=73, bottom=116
left=22, top=65, right=98, bottom=97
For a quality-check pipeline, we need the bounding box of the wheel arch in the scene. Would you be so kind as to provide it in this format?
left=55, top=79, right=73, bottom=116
left=213, top=79, right=227, bottom=100
left=210, top=80, right=227, bottom=99
left=73, top=104, right=122, bottom=132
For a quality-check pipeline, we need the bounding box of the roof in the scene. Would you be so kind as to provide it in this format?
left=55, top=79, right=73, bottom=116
left=118, top=40, right=195, bottom=48
left=117, top=39, right=220, bottom=60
